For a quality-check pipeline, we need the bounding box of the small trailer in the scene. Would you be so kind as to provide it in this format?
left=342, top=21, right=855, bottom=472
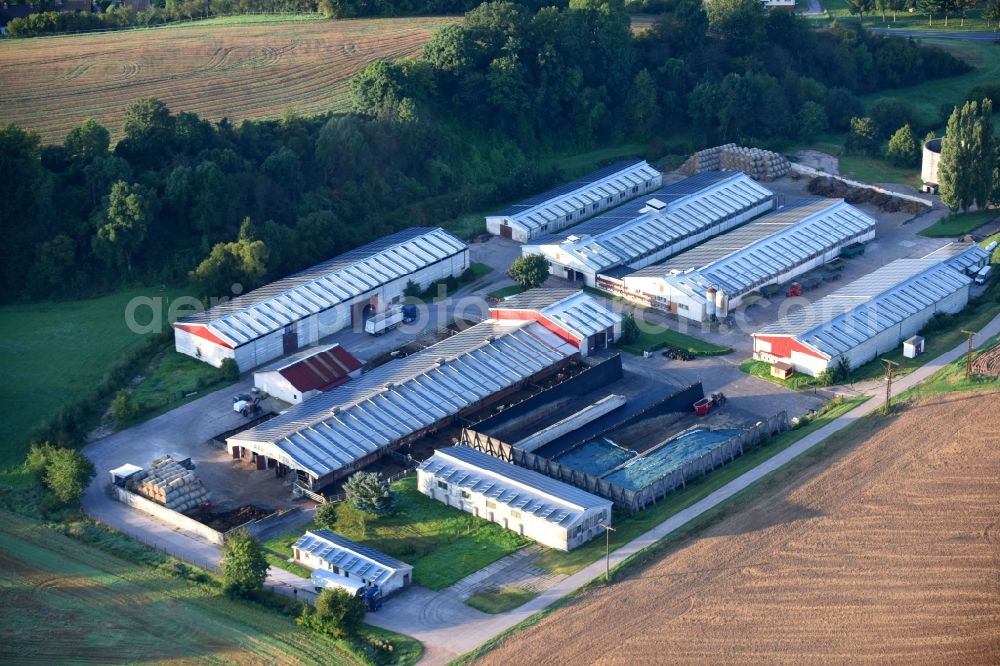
left=840, top=242, right=866, bottom=258
left=694, top=392, right=726, bottom=416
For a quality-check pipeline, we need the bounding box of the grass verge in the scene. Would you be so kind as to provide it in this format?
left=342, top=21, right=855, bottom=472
left=533, top=395, right=867, bottom=575
left=263, top=477, right=530, bottom=590
left=919, top=210, right=998, bottom=238
left=488, top=285, right=527, bottom=300
left=619, top=320, right=732, bottom=356
left=465, top=586, right=539, bottom=614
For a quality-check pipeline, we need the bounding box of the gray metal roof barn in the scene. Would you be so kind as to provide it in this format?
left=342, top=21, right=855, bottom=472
left=752, top=256, right=973, bottom=376
left=486, top=160, right=662, bottom=242
left=174, top=227, right=469, bottom=370
left=521, top=171, right=775, bottom=286
left=490, top=288, right=622, bottom=356
left=623, top=199, right=878, bottom=321
left=417, top=445, right=613, bottom=551
left=227, top=318, right=580, bottom=488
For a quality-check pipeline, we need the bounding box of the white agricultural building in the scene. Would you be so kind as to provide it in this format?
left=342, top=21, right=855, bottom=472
left=228, top=317, right=587, bottom=489
left=252, top=344, right=362, bottom=405
left=521, top=171, right=775, bottom=287
left=490, top=288, right=622, bottom=357
left=925, top=240, right=991, bottom=277
left=751, top=256, right=974, bottom=377
left=486, top=160, right=662, bottom=242
left=417, top=446, right=613, bottom=551
left=621, top=198, right=878, bottom=322
left=292, top=529, right=412, bottom=597
left=174, top=227, right=469, bottom=371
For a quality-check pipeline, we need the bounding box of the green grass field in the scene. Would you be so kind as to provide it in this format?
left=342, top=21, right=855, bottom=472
left=807, top=0, right=995, bottom=31
left=619, top=320, right=733, bottom=356
left=0, top=287, right=188, bottom=465
left=264, top=477, right=531, bottom=590
left=532, top=395, right=867, bottom=575
left=0, top=511, right=423, bottom=664
left=919, top=211, right=999, bottom=237
left=465, top=586, right=538, bottom=614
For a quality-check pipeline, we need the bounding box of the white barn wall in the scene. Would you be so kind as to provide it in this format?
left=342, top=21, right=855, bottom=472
left=293, top=548, right=409, bottom=596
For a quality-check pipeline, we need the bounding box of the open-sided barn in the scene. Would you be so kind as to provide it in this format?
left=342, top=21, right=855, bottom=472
left=174, top=227, right=469, bottom=370
left=490, top=288, right=622, bottom=357
left=752, top=256, right=974, bottom=376
left=521, top=171, right=775, bottom=287
left=622, top=198, right=877, bottom=321
left=227, top=317, right=586, bottom=489
left=486, top=160, right=662, bottom=243
left=417, top=445, right=613, bottom=551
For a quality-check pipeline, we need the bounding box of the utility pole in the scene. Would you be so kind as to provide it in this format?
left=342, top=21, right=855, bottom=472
left=599, top=523, right=616, bottom=585
left=881, top=358, right=899, bottom=415
left=961, top=330, right=976, bottom=380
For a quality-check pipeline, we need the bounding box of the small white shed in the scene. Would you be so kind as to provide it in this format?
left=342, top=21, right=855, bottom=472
left=903, top=335, right=925, bottom=359
left=292, top=530, right=413, bottom=597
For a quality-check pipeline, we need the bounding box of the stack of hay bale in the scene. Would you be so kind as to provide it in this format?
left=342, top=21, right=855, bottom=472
left=680, top=144, right=790, bottom=181
left=128, top=456, right=210, bottom=514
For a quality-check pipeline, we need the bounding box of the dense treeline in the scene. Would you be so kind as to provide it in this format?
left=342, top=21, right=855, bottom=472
left=0, top=1, right=971, bottom=304
left=7, top=0, right=320, bottom=36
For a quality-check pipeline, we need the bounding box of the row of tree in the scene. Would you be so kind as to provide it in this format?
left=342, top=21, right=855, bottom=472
left=845, top=0, right=1000, bottom=28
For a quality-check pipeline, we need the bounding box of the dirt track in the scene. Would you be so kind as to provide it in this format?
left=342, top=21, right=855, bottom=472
left=478, top=391, right=1000, bottom=665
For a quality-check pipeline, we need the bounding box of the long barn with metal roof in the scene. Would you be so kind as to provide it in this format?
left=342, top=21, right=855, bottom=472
left=417, top=446, right=613, bottom=551
left=521, top=171, right=775, bottom=287
left=622, top=199, right=877, bottom=322
left=174, top=227, right=469, bottom=371
left=489, top=288, right=622, bottom=357
left=486, top=160, right=662, bottom=242
left=227, top=318, right=582, bottom=489
left=751, top=256, right=973, bottom=377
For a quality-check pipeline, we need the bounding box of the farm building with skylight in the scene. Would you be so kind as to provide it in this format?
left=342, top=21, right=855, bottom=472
left=417, top=445, right=613, bottom=551
left=226, top=311, right=605, bottom=489
left=521, top=171, right=775, bottom=287
left=751, top=255, right=975, bottom=377
left=252, top=343, right=362, bottom=405
left=486, top=160, right=662, bottom=243
left=490, top=288, right=622, bottom=357
left=293, top=529, right=413, bottom=597
left=173, top=227, right=469, bottom=371
left=621, top=199, right=877, bottom=321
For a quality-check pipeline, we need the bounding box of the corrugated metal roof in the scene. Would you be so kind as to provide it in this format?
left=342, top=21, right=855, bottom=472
left=230, top=320, right=578, bottom=478
left=923, top=241, right=990, bottom=274
left=492, top=161, right=660, bottom=235
left=494, top=289, right=622, bottom=341
left=256, top=344, right=361, bottom=393
left=178, top=227, right=468, bottom=346
left=419, top=446, right=611, bottom=527
left=633, top=199, right=877, bottom=299
left=525, top=172, right=774, bottom=273
left=756, top=258, right=971, bottom=357
left=292, top=530, right=411, bottom=584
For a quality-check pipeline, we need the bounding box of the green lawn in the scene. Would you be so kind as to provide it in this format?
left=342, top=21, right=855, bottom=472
left=119, top=349, right=235, bottom=426
left=808, top=0, right=994, bottom=32
left=0, top=510, right=422, bottom=665
left=533, top=395, right=867, bottom=575
left=896, top=333, right=1000, bottom=403
left=740, top=359, right=828, bottom=391
left=836, top=153, right=921, bottom=186
left=0, top=286, right=188, bottom=465
left=465, top=586, right=538, bottom=614
left=264, top=477, right=531, bottom=590
left=619, top=320, right=733, bottom=356
left=488, top=285, right=527, bottom=300
left=919, top=211, right=999, bottom=238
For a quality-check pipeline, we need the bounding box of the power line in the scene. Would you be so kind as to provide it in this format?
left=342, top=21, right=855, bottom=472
left=961, top=330, right=977, bottom=380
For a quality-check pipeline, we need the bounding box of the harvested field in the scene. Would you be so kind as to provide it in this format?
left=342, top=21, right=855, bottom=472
left=0, top=511, right=364, bottom=664
left=477, top=390, right=1000, bottom=665
left=0, top=16, right=456, bottom=143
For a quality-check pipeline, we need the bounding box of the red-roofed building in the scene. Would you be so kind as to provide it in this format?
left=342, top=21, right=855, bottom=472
left=253, top=344, right=362, bottom=405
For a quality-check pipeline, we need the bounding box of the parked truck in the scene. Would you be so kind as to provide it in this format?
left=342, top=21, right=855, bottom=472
left=365, top=304, right=417, bottom=336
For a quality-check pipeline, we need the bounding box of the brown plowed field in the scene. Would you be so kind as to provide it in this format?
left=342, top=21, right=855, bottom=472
left=479, top=391, right=1000, bottom=665
left=0, top=16, right=455, bottom=143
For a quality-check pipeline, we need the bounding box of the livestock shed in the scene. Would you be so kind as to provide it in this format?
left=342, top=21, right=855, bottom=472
left=521, top=171, right=775, bottom=287
left=174, top=227, right=469, bottom=371
left=925, top=241, right=990, bottom=277
left=227, top=318, right=581, bottom=489
left=293, top=529, right=412, bottom=597
left=486, top=160, right=662, bottom=242
left=253, top=344, right=362, bottom=405
left=417, top=445, right=612, bottom=551
left=490, top=288, right=622, bottom=357
left=752, top=257, right=973, bottom=376
left=622, top=198, right=877, bottom=321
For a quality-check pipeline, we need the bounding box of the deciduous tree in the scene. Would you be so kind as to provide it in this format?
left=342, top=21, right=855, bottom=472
left=507, top=254, right=550, bottom=289
left=886, top=124, right=919, bottom=167
left=344, top=471, right=394, bottom=515
left=221, top=529, right=268, bottom=598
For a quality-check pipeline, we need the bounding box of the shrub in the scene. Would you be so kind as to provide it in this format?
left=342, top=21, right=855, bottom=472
left=111, top=389, right=139, bottom=421
left=845, top=117, right=879, bottom=155
left=298, top=588, right=365, bottom=639
left=315, top=500, right=339, bottom=530
left=967, top=83, right=1000, bottom=109
left=620, top=313, right=640, bottom=345
left=344, top=471, right=394, bottom=515
left=403, top=279, right=421, bottom=298
left=869, top=98, right=916, bottom=137
left=220, top=357, right=240, bottom=382
left=886, top=124, right=919, bottom=168
left=507, top=254, right=549, bottom=289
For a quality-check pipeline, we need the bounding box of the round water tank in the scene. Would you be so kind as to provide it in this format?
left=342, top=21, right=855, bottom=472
left=922, top=138, right=942, bottom=191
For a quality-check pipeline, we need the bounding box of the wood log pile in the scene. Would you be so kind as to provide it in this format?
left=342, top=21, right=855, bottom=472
left=128, top=456, right=210, bottom=514
left=680, top=144, right=791, bottom=181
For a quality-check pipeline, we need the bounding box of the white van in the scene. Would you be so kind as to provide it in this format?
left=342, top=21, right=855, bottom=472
left=975, top=265, right=992, bottom=285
